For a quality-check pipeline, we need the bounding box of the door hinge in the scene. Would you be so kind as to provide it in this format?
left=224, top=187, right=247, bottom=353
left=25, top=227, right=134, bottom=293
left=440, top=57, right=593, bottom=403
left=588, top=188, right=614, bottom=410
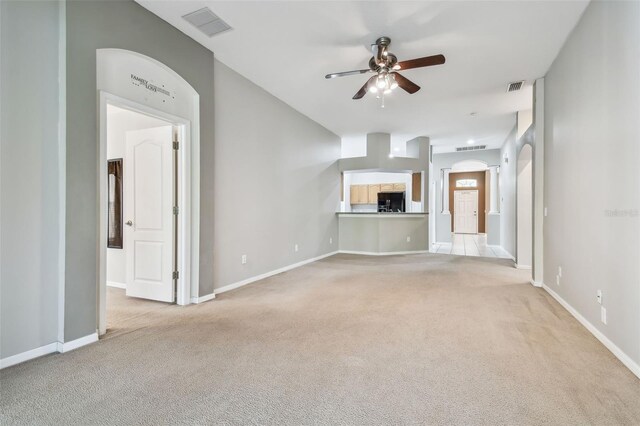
left=173, top=206, right=179, bottom=215
left=173, top=141, right=179, bottom=150
left=172, top=271, right=179, bottom=280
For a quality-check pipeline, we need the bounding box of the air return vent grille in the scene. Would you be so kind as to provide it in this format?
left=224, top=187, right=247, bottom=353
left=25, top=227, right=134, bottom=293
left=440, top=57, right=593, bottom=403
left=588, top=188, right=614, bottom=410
left=456, top=145, right=487, bottom=152
left=507, top=81, right=525, bottom=92
left=182, top=8, right=232, bottom=37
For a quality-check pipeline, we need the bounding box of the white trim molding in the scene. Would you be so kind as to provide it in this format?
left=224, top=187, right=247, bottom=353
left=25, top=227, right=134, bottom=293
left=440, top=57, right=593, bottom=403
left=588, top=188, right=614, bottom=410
left=190, top=293, right=215, bottom=304
left=0, top=332, right=99, bottom=369
left=543, top=284, right=640, bottom=380
left=106, top=281, right=126, bottom=289
left=57, top=332, right=99, bottom=353
left=515, top=264, right=532, bottom=270
left=0, top=343, right=59, bottom=369
left=215, top=251, right=339, bottom=295
left=530, top=279, right=543, bottom=288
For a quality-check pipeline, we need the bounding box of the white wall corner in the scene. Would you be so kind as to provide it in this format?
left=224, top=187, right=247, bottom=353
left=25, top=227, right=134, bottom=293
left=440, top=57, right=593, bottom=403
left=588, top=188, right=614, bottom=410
left=57, top=332, right=99, bottom=353
left=190, top=293, right=215, bottom=304
left=106, top=281, right=126, bottom=289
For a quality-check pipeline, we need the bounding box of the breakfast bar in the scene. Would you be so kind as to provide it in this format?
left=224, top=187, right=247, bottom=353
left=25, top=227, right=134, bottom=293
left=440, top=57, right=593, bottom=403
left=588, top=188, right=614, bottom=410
left=337, top=212, right=429, bottom=255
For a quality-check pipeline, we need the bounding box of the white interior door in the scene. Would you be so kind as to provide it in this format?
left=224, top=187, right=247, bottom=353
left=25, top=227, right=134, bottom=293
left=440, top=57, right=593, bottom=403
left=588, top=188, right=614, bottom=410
left=125, top=126, right=175, bottom=302
left=454, top=190, right=478, bottom=234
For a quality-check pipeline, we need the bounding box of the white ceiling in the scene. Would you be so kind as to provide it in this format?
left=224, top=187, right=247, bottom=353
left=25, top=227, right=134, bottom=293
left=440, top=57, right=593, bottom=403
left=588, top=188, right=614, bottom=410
left=137, top=0, right=588, bottom=152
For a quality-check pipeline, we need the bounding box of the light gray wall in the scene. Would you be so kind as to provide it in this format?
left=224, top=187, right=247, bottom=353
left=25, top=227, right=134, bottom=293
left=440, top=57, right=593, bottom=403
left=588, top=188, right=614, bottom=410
left=65, top=0, right=215, bottom=339
left=516, top=145, right=533, bottom=267
left=213, top=60, right=340, bottom=290
left=432, top=149, right=501, bottom=243
left=0, top=1, right=62, bottom=358
left=544, top=0, right=640, bottom=366
left=499, top=128, right=517, bottom=258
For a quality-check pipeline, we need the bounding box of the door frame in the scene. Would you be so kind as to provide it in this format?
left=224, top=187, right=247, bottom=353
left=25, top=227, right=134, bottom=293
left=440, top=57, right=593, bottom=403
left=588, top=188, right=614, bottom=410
left=453, top=189, right=479, bottom=234
left=98, top=91, right=195, bottom=335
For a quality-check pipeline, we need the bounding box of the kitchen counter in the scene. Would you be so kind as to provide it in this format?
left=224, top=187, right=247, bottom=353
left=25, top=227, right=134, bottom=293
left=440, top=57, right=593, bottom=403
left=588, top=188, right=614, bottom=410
left=338, top=213, right=429, bottom=255
left=336, top=212, right=428, bottom=216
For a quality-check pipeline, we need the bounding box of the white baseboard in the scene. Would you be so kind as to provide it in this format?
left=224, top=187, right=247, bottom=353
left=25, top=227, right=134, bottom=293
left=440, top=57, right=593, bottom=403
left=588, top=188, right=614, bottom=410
left=215, top=251, right=339, bottom=295
left=107, top=281, right=126, bottom=289
left=542, top=284, right=640, bottom=380
left=0, top=331, right=99, bottom=369
left=190, top=293, right=215, bottom=304
left=530, top=279, right=543, bottom=287
left=57, top=332, right=99, bottom=353
left=0, top=342, right=59, bottom=369
left=515, top=264, right=532, bottom=270
left=339, top=250, right=429, bottom=256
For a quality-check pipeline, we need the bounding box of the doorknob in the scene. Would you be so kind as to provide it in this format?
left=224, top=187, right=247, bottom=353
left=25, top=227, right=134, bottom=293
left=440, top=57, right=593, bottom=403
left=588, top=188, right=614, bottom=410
left=125, top=220, right=133, bottom=226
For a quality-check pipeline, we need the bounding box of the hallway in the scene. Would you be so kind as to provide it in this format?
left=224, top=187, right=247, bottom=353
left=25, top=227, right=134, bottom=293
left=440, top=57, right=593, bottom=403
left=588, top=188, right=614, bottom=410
left=433, top=234, right=512, bottom=259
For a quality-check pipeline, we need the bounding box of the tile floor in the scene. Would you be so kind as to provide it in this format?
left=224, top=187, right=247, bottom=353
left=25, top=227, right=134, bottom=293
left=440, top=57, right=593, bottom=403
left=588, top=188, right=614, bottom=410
left=432, top=233, right=512, bottom=259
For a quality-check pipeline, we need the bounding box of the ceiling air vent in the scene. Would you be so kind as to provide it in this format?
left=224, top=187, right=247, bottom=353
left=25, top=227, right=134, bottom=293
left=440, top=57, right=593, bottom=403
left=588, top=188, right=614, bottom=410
left=182, top=8, right=232, bottom=38
left=456, top=145, right=487, bottom=152
left=507, top=81, right=525, bottom=92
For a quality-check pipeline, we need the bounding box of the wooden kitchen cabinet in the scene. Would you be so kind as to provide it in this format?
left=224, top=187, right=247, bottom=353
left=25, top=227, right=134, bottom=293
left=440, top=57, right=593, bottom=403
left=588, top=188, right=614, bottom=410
left=412, top=173, right=421, bottom=202
left=368, top=184, right=380, bottom=203
left=351, top=183, right=407, bottom=205
left=350, top=185, right=369, bottom=204
left=358, top=185, right=369, bottom=204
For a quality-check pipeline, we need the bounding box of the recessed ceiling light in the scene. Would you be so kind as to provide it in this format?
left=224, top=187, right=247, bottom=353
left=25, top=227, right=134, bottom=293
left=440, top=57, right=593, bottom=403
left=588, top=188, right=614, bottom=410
left=388, top=153, right=394, bottom=159
left=467, top=139, right=475, bottom=145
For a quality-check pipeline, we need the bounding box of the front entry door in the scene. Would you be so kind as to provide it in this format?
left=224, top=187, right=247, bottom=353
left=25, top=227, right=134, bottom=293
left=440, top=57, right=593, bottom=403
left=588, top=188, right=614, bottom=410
left=124, top=126, right=175, bottom=302
left=454, top=190, right=478, bottom=234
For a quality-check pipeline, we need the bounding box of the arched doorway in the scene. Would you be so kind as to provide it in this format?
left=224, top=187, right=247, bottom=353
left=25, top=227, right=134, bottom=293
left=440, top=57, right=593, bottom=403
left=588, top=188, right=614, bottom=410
left=96, top=49, right=201, bottom=335
left=516, top=144, right=533, bottom=270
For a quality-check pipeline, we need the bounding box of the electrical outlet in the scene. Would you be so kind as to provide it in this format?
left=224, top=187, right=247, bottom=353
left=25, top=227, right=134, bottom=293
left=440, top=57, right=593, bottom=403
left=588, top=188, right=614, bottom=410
left=329, top=237, right=333, bottom=245
left=601, top=306, right=607, bottom=324
left=597, top=290, right=602, bottom=304
left=294, top=244, right=299, bottom=252
left=241, top=254, right=247, bottom=265
left=406, top=236, right=411, bottom=242
left=558, top=266, right=562, bottom=277
left=556, top=275, right=560, bottom=286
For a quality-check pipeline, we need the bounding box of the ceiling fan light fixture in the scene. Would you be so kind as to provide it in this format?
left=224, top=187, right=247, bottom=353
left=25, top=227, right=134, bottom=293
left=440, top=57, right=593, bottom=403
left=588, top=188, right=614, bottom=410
left=369, top=86, right=378, bottom=94
left=389, top=74, right=398, bottom=90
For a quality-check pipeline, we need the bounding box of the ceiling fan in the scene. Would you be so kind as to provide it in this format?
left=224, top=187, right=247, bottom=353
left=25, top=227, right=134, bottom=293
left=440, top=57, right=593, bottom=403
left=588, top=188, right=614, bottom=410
left=325, top=37, right=445, bottom=101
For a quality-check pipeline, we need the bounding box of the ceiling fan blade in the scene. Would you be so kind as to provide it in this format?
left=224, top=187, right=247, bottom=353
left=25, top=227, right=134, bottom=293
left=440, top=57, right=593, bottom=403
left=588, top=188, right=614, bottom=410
left=391, top=72, right=420, bottom=94
left=353, top=75, right=378, bottom=99
left=395, top=54, right=445, bottom=71
left=325, top=69, right=372, bottom=79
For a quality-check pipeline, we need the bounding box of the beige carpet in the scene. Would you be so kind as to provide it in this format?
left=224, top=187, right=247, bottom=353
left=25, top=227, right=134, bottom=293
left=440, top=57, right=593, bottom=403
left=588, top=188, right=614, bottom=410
left=1, top=253, right=639, bottom=425
left=104, top=286, right=174, bottom=340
